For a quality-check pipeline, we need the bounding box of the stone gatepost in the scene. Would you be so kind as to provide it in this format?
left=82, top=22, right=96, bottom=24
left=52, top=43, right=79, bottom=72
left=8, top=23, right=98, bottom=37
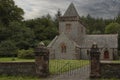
left=90, top=43, right=101, bottom=78
left=35, top=42, right=49, bottom=77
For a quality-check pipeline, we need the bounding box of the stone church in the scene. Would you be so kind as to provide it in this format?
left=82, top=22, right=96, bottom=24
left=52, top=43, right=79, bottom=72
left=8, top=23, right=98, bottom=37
left=47, top=3, right=118, bottom=60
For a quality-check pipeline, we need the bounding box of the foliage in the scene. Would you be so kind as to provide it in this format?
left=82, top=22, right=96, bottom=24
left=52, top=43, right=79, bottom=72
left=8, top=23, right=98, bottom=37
left=18, top=49, right=34, bottom=59
left=0, top=0, right=24, bottom=26
left=0, top=40, right=18, bottom=57
left=0, top=24, right=12, bottom=41
left=105, top=22, right=120, bottom=34
left=81, top=15, right=110, bottom=34
left=8, top=21, right=35, bottom=49
left=24, top=14, right=58, bottom=46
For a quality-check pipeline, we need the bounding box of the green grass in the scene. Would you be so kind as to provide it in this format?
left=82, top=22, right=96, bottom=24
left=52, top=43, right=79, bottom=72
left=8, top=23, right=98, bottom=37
left=0, top=57, right=34, bottom=62
left=112, top=60, right=120, bottom=63
left=49, top=60, right=89, bottom=74
left=0, top=75, right=39, bottom=80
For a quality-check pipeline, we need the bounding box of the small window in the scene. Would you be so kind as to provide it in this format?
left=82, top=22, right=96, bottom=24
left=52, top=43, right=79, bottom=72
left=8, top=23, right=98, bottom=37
left=66, top=23, right=71, bottom=32
left=61, top=42, right=66, bottom=53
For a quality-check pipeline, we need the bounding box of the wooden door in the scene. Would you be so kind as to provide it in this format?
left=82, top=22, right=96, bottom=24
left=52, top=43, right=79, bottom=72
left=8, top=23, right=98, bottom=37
left=104, top=51, right=109, bottom=59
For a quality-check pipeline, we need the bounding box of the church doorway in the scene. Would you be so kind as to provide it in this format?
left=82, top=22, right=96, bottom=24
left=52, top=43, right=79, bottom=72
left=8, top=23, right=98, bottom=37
left=104, top=50, right=109, bottom=59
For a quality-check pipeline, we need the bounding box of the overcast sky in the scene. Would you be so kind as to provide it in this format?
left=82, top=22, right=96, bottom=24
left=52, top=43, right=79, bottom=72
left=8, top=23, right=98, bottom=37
left=14, top=0, right=120, bottom=20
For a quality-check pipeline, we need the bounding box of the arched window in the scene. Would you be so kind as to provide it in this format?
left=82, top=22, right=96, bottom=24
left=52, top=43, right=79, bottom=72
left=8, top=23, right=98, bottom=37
left=103, top=48, right=109, bottom=59
left=104, top=50, right=109, bottom=59
left=66, top=23, right=71, bottom=32
left=61, top=42, right=66, bottom=53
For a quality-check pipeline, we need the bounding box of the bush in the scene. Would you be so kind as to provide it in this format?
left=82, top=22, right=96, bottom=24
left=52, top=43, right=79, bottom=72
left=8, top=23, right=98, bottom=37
left=0, top=40, right=18, bottom=57
left=18, top=48, right=34, bottom=59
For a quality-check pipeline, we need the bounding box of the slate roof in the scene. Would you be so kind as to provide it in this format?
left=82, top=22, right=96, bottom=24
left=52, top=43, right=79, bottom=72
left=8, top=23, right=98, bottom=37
left=63, top=3, right=79, bottom=17
left=81, top=34, right=118, bottom=48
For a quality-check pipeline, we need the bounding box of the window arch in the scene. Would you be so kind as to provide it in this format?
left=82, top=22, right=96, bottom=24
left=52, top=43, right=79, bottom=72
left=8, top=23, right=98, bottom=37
left=66, top=23, right=71, bottom=32
left=60, top=42, right=66, bottom=53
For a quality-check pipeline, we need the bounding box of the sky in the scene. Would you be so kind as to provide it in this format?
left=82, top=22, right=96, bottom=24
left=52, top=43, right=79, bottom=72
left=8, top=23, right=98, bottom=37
left=14, top=0, right=120, bottom=20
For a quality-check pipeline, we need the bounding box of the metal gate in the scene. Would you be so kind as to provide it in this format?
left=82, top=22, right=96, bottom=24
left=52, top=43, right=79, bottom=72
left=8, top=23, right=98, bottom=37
left=49, top=49, right=90, bottom=80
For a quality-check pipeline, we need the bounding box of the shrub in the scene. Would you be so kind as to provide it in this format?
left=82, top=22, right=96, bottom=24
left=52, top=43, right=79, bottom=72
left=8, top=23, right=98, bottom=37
left=0, top=40, right=18, bottom=57
left=18, top=48, right=34, bottom=59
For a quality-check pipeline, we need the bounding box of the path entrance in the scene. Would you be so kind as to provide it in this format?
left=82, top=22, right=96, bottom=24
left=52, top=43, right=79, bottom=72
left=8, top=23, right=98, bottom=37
left=44, top=65, right=90, bottom=80
left=48, top=59, right=90, bottom=80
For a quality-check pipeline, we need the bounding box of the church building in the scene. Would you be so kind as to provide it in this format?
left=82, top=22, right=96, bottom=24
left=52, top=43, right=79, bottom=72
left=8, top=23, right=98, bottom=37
left=47, top=3, right=118, bottom=60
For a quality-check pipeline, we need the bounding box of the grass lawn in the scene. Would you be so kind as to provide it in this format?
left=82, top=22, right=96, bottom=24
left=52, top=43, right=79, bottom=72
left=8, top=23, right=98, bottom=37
left=0, top=57, right=35, bottom=62
left=112, top=60, right=120, bottom=63
left=0, top=76, right=39, bottom=80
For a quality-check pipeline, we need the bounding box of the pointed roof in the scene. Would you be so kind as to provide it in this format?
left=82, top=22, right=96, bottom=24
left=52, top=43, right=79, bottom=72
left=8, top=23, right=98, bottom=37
left=63, top=3, right=79, bottom=17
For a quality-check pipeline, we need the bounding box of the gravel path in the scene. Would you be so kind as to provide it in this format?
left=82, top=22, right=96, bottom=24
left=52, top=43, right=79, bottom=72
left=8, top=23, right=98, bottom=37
left=43, top=65, right=90, bottom=80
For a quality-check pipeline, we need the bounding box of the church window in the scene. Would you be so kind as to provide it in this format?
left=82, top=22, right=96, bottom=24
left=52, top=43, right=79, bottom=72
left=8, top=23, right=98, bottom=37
left=104, top=50, right=109, bottom=59
left=66, top=23, right=71, bottom=32
left=61, top=43, right=66, bottom=53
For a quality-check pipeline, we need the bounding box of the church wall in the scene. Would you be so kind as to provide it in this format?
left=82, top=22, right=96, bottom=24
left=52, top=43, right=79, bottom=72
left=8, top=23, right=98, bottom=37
left=113, top=49, right=119, bottom=60
left=100, top=49, right=113, bottom=60
left=54, top=40, right=77, bottom=60
left=49, top=35, right=80, bottom=60
left=80, top=48, right=116, bottom=60
left=59, top=21, right=85, bottom=43
left=80, top=49, right=90, bottom=60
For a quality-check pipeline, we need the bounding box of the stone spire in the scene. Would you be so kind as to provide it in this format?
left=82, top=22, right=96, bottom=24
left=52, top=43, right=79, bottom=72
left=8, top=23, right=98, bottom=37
left=63, top=3, right=79, bottom=17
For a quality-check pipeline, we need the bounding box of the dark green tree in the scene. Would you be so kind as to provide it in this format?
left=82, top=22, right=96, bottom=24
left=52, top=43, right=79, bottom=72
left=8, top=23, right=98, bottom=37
left=0, top=40, right=18, bottom=57
left=24, top=14, right=58, bottom=46
left=9, top=21, right=35, bottom=49
left=0, top=0, right=24, bottom=26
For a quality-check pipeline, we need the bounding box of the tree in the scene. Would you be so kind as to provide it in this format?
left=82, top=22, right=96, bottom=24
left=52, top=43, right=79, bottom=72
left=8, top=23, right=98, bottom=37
left=0, top=40, right=18, bottom=57
left=105, top=22, right=120, bottom=34
left=115, top=11, right=120, bottom=24
left=9, top=21, right=35, bottom=49
left=24, top=14, right=58, bottom=44
left=0, top=0, right=24, bottom=26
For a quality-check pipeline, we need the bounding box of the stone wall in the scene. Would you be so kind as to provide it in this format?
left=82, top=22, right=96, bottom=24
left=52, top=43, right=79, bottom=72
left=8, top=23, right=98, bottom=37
left=100, top=62, right=120, bottom=78
left=0, top=43, right=49, bottom=77
left=0, top=62, right=36, bottom=76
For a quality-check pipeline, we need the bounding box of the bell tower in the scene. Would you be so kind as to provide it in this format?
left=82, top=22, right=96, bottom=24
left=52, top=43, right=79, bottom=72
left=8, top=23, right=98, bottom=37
left=59, top=3, right=86, bottom=43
